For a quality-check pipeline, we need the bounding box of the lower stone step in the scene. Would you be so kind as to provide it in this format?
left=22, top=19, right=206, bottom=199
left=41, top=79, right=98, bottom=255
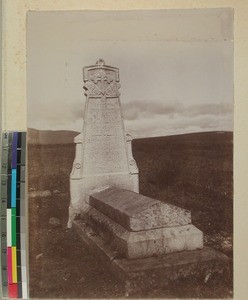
left=87, top=206, right=203, bottom=259
left=72, top=220, right=230, bottom=295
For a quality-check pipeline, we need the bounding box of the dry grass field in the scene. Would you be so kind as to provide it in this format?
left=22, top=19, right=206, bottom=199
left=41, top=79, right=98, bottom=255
left=28, top=131, right=233, bottom=298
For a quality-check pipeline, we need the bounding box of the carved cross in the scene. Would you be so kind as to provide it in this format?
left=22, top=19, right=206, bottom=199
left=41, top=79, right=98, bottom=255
left=90, top=73, right=114, bottom=95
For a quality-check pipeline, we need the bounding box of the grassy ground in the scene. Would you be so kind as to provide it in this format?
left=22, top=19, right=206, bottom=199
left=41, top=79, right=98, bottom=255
left=28, top=131, right=233, bottom=298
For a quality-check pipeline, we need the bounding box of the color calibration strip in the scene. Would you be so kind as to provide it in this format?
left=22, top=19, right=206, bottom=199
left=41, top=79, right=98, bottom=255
left=0, top=132, right=27, bottom=299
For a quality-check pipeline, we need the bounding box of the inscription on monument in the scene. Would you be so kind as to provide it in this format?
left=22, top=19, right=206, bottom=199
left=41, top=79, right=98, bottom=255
left=82, top=68, right=129, bottom=175
left=68, top=59, right=139, bottom=225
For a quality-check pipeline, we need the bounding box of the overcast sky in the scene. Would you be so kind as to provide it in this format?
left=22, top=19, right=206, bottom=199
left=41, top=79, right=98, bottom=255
left=27, top=9, right=233, bottom=138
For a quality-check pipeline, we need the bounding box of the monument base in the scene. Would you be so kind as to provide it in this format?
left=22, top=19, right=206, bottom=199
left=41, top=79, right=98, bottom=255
left=86, top=206, right=203, bottom=259
left=68, top=174, right=139, bottom=227
left=72, top=220, right=230, bottom=295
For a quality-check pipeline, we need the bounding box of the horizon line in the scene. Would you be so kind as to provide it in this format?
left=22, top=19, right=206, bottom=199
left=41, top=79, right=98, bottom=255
left=27, top=127, right=233, bottom=140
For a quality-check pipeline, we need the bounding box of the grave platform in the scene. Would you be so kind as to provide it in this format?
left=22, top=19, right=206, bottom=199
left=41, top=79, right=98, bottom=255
left=85, top=186, right=203, bottom=259
left=86, top=206, right=203, bottom=259
left=73, top=219, right=230, bottom=295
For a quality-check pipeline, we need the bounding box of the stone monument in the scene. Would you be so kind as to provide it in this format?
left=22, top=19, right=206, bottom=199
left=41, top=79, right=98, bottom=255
left=68, top=59, right=139, bottom=227
left=68, top=60, right=230, bottom=295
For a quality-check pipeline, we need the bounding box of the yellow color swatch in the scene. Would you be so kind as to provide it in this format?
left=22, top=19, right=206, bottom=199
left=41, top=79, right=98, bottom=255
left=11, top=246, right=17, bottom=283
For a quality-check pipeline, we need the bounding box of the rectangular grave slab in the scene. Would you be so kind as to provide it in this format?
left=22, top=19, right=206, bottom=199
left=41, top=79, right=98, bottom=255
left=87, top=206, right=203, bottom=259
left=72, top=219, right=230, bottom=296
left=89, top=186, right=191, bottom=231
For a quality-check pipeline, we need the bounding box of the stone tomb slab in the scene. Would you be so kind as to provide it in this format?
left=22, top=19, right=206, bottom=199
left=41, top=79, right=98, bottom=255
left=89, top=186, right=191, bottom=231
left=73, top=220, right=230, bottom=295
left=87, top=206, right=203, bottom=259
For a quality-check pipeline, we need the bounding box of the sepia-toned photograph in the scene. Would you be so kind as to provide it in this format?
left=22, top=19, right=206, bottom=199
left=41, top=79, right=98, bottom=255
left=27, top=9, right=233, bottom=298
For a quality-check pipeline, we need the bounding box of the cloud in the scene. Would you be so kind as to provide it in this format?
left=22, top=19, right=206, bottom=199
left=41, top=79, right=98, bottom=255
left=122, top=100, right=233, bottom=121
left=122, top=101, right=180, bottom=120
left=182, top=103, right=233, bottom=117
left=28, top=98, right=233, bottom=137
left=124, top=104, right=233, bottom=138
left=28, top=98, right=84, bottom=130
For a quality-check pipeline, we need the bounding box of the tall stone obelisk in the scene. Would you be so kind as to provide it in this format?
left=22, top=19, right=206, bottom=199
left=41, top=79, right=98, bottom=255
left=68, top=59, right=139, bottom=227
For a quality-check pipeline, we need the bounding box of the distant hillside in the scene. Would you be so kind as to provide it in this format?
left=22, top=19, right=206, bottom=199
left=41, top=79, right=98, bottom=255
left=28, top=130, right=233, bottom=236
left=28, top=128, right=232, bottom=146
left=28, top=128, right=80, bottom=144
left=133, top=131, right=233, bottom=149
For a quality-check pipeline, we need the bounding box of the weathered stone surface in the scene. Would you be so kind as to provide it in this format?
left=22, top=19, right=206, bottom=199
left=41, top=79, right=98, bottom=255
left=81, top=61, right=138, bottom=181
left=82, top=98, right=128, bottom=175
left=73, top=219, right=230, bottom=295
left=68, top=60, right=139, bottom=226
left=89, top=186, right=191, bottom=231
left=87, top=206, right=202, bottom=259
